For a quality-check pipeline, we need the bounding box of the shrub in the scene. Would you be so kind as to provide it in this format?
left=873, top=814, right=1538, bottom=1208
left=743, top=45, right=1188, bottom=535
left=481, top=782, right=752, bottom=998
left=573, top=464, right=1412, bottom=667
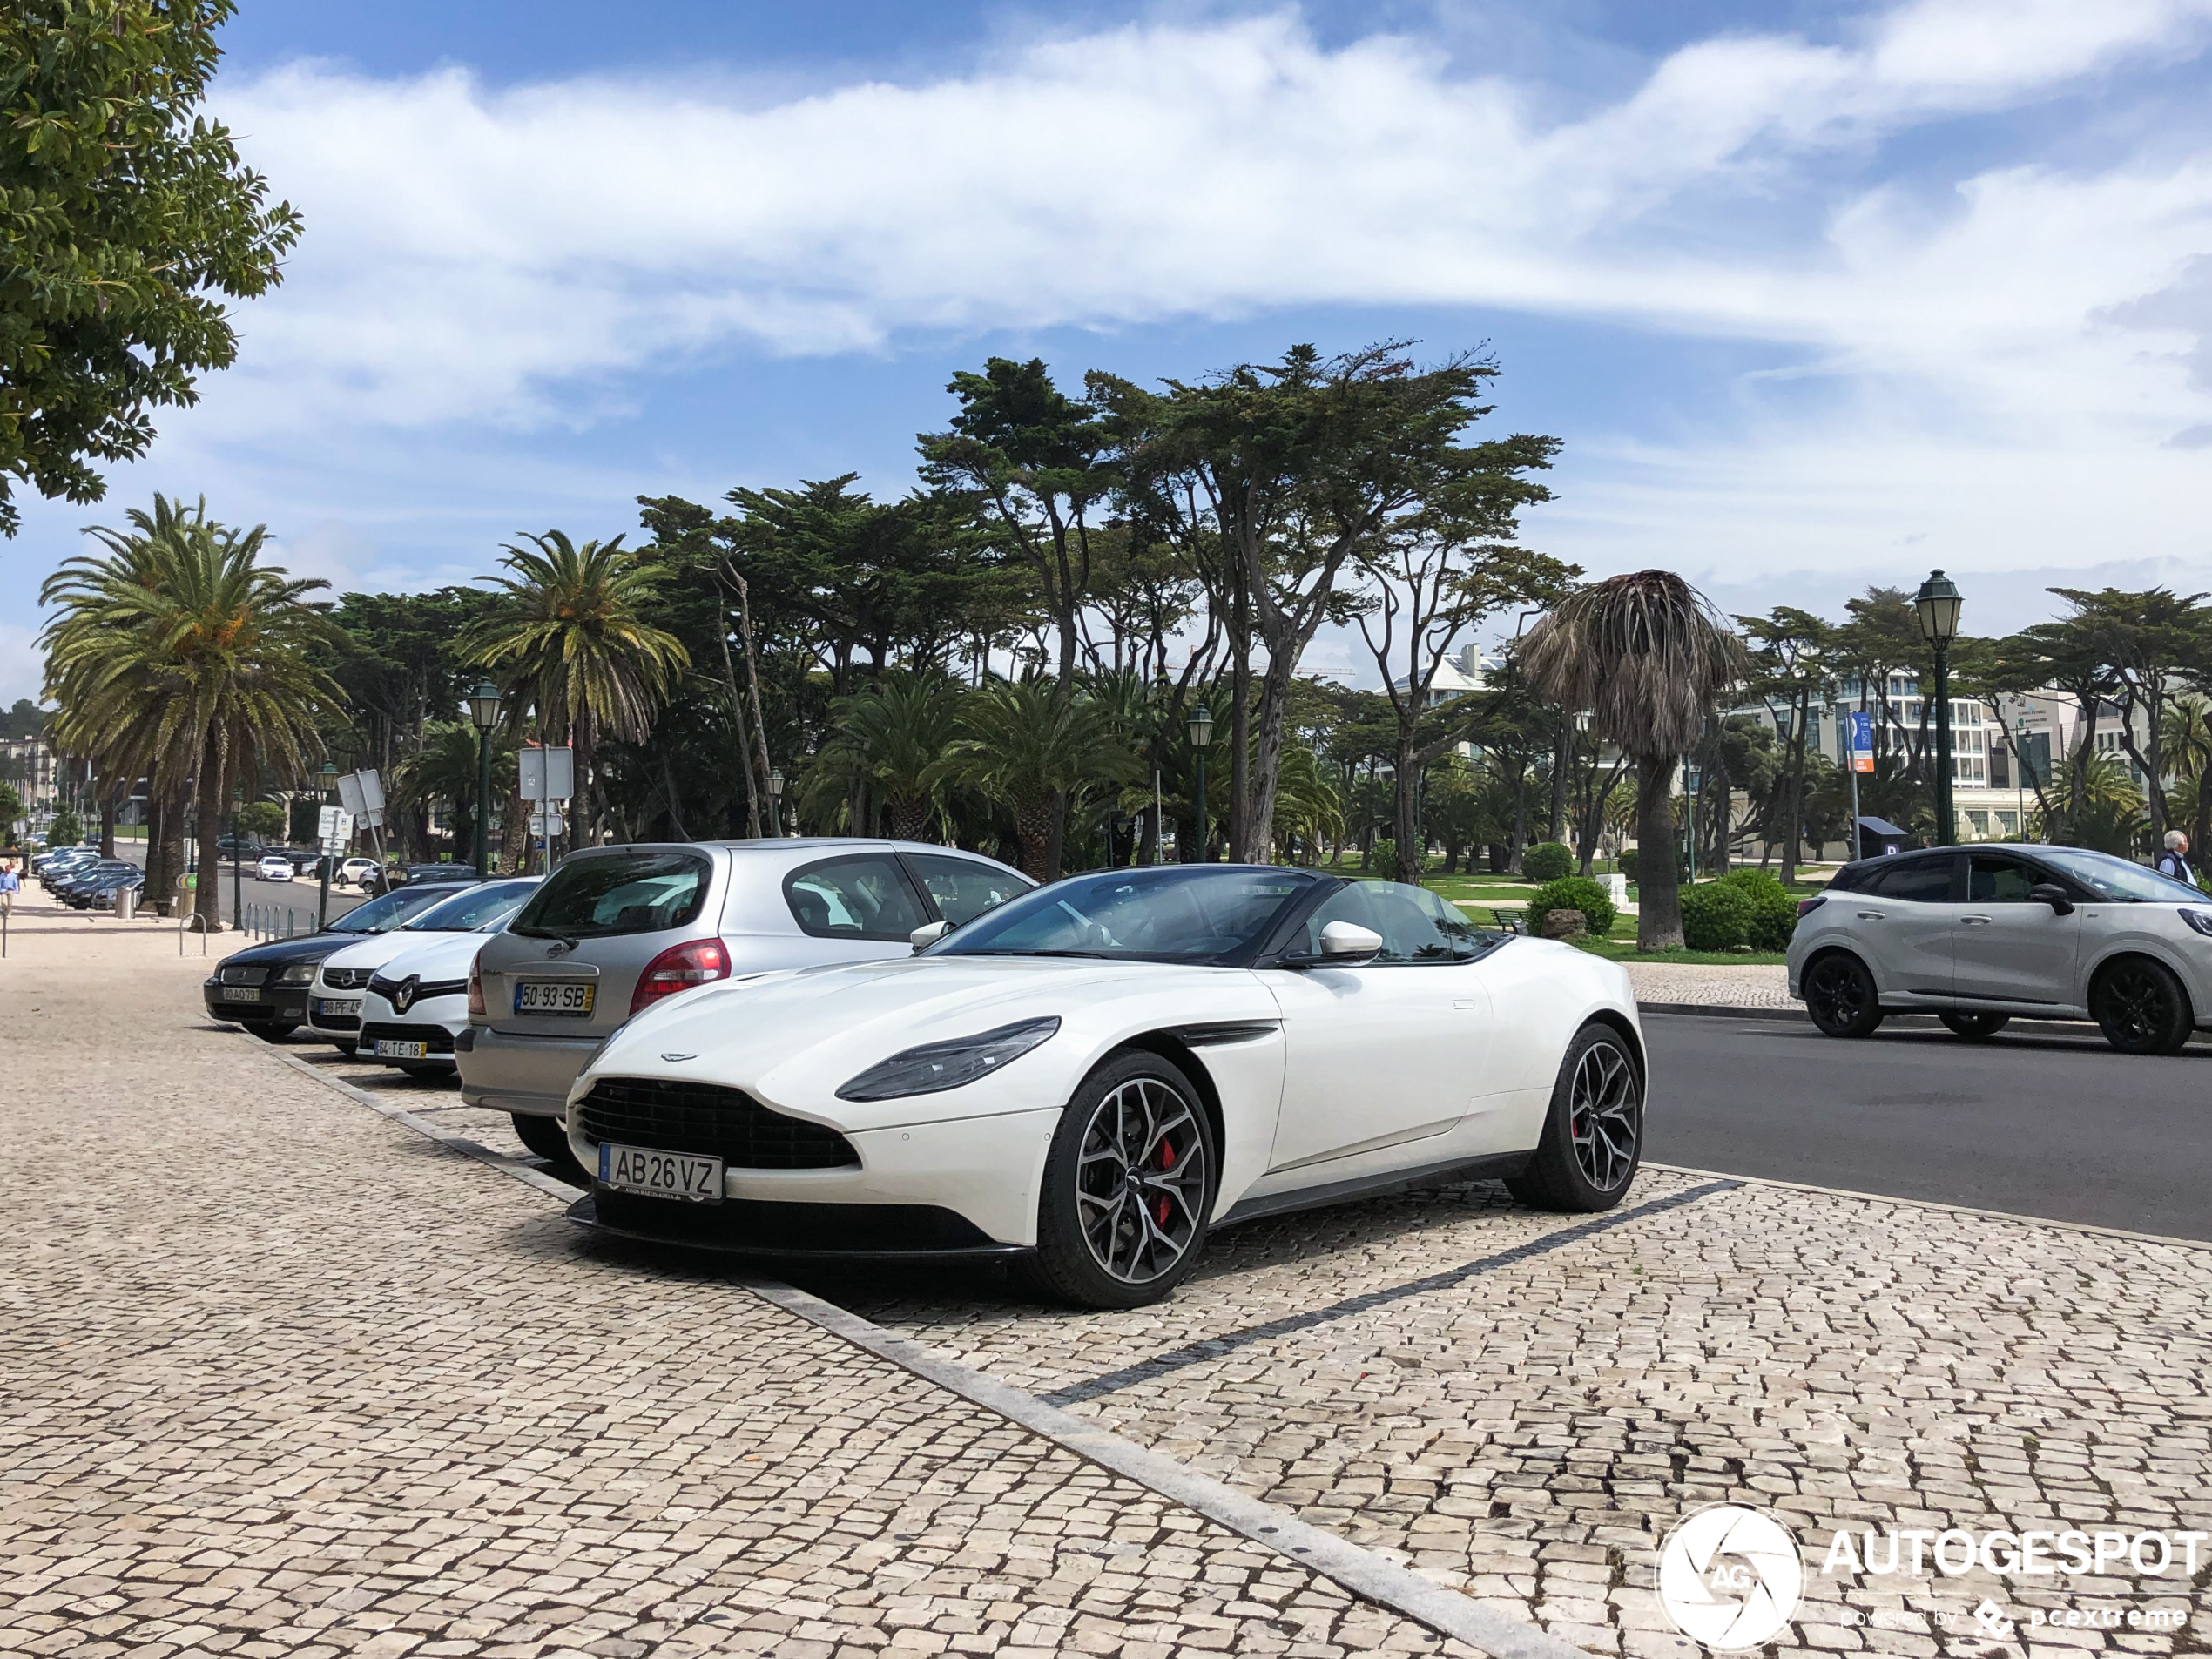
left=1527, top=875, right=1616, bottom=941
left=1363, top=837, right=1395, bottom=873
left=1521, top=840, right=1574, bottom=882
left=1618, top=846, right=1686, bottom=884
left=47, top=806, right=84, bottom=846
left=1716, top=867, right=1797, bottom=951
left=1679, top=880, right=1755, bottom=950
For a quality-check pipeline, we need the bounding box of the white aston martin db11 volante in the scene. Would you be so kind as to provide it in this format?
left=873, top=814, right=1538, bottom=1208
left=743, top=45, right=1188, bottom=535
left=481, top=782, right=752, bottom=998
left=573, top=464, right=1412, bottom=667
left=563, top=865, right=1646, bottom=1307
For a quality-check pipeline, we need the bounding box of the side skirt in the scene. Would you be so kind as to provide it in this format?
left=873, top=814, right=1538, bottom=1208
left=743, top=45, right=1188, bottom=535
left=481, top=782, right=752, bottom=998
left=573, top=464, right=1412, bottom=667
left=1215, top=1150, right=1534, bottom=1229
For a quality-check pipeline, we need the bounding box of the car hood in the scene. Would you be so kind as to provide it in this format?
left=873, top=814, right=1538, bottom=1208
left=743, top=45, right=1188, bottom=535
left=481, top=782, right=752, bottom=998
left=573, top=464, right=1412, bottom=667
left=581, top=954, right=1258, bottom=1123
left=318, top=927, right=482, bottom=975
left=212, top=933, right=357, bottom=970
left=356, top=930, right=489, bottom=985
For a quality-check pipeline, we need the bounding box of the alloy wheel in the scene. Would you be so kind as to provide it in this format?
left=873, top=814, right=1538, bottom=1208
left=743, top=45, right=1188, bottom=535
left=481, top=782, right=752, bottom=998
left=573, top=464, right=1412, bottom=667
left=1568, top=1040, right=1639, bottom=1192
left=1075, top=1076, right=1208, bottom=1285
left=1805, top=959, right=1864, bottom=1028
left=2100, top=964, right=2172, bottom=1046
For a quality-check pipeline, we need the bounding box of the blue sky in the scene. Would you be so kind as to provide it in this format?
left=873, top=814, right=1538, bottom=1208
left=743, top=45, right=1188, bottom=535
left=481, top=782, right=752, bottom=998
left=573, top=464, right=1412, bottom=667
left=7, top=0, right=2212, bottom=698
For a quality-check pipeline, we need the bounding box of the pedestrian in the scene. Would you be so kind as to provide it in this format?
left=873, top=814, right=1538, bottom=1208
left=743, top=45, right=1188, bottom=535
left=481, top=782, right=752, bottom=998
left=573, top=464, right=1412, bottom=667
left=0, top=856, right=18, bottom=920
left=2156, top=828, right=2197, bottom=887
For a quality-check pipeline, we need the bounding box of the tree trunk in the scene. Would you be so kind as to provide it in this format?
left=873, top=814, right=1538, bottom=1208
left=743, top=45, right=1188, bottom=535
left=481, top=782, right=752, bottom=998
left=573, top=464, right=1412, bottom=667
left=1229, top=567, right=1251, bottom=860
left=1634, top=753, right=1683, bottom=951
left=1014, top=794, right=1055, bottom=880
left=1507, top=756, right=1529, bottom=875
left=194, top=735, right=224, bottom=932
left=1393, top=734, right=1422, bottom=885
left=99, top=790, right=117, bottom=859
left=1547, top=728, right=1570, bottom=843
left=1781, top=694, right=1808, bottom=886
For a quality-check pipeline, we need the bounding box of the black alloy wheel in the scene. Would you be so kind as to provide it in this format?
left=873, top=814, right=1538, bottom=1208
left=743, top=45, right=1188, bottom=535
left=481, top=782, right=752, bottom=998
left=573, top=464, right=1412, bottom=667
left=1507, top=1022, right=1643, bottom=1212
left=1030, top=1051, right=1217, bottom=1309
left=1938, top=1011, right=2011, bottom=1040
left=2089, top=958, right=2194, bottom=1055
left=1803, top=952, right=1885, bottom=1037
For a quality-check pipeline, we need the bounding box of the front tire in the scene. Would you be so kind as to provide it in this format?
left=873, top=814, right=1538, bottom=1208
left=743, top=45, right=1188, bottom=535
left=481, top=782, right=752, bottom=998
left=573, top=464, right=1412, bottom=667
left=1939, top=1011, right=2010, bottom=1040
left=241, top=1021, right=299, bottom=1042
left=1507, top=1022, right=1643, bottom=1212
left=1803, top=952, right=1884, bottom=1037
left=2090, top=958, right=2194, bottom=1055
left=1030, top=1050, right=1217, bottom=1310
left=511, top=1112, right=587, bottom=1180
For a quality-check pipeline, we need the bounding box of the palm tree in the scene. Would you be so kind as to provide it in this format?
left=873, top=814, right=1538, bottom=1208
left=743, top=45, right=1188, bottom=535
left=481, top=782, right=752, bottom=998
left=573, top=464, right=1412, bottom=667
left=40, top=496, right=341, bottom=929
left=1521, top=571, right=1747, bottom=950
left=2161, top=697, right=2212, bottom=858
left=802, top=674, right=966, bottom=840
left=933, top=678, right=1137, bottom=878
left=391, top=719, right=517, bottom=865
left=463, top=531, right=689, bottom=847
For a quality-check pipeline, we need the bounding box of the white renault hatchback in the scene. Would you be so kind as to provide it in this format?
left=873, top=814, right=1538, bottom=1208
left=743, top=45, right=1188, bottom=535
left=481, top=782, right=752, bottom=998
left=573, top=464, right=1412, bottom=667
left=307, top=879, right=539, bottom=1053
left=1789, top=844, right=2212, bottom=1053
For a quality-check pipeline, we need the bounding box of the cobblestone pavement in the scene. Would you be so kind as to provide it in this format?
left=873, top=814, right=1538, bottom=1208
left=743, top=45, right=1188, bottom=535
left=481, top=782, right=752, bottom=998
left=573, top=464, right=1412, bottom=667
left=813, top=1173, right=2212, bottom=1658
left=2, top=907, right=1487, bottom=1659
left=1623, top=963, right=1794, bottom=1008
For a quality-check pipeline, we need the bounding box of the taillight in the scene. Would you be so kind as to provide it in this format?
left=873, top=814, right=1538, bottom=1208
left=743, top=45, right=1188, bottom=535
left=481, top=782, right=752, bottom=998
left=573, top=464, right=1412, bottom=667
left=630, top=938, right=731, bottom=1015
left=1796, top=895, right=1827, bottom=918
left=467, top=954, right=486, bottom=1017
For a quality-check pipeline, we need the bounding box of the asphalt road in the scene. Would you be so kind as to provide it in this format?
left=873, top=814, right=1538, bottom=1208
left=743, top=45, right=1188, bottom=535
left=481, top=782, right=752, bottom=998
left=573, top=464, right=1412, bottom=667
left=1645, top=1011, right=2212, bottom=1242
left=81, top=841, right=368, bottom=928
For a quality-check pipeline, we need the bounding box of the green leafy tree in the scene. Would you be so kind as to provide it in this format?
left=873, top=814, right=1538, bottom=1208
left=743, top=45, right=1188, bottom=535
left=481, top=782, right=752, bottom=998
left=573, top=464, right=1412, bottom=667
left=1521, top=571, right=1747, bottom=951
left=1737, top=607, right=1834, bottom=883
left=931, top=678, right=1137, bottom=879
left=800, top=674, right=967, bottom=840
left=48, top=804, right=82, bottom=845
left=236, top=799, right=283, bottom=840
left=463, top=530, right=690, bottom=848
left=0, top=779, right=23, bottom=829
left=2, top=2, right=302, bottom=535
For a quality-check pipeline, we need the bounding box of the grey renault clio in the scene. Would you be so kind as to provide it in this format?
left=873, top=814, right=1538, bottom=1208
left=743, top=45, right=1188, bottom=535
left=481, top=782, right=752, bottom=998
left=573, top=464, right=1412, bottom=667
left=459, top=838, right=1030, bottom=1163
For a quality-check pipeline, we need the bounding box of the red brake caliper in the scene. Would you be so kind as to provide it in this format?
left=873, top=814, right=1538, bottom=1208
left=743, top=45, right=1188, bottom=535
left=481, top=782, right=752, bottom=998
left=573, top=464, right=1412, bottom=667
left=1156, top=1138, right=1175, bottom=1226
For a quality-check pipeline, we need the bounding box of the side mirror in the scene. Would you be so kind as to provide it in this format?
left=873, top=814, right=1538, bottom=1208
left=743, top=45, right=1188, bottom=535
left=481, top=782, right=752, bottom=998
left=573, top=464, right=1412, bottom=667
left=910, top=919, right=954, bottom=953
left=2027, top=882, right=2074, bottom=915
left=1318, top=921, right=1384, bottom=962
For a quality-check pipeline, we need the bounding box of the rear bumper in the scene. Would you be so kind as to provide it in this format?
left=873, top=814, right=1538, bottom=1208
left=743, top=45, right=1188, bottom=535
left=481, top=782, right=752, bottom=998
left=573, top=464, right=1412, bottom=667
left=458, top=1024, right=606, bottom=1117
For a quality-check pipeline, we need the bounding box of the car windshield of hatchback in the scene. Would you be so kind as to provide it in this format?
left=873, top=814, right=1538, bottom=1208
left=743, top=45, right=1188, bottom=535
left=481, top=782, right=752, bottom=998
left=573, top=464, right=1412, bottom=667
left=931, top=866, right=1328, bottom=966
left=400, top=879, right=537, bottom=933
left=328, top=886, right=461, bottom=934
left=2034, top=846, right=2205, bottom=903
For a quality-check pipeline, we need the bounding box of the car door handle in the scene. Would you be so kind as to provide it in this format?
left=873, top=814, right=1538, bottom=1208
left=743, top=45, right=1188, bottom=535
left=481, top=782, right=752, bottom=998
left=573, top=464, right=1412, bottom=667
left=1857, top=910, right=1885, bottom=920
left=1453, top=998, right=1479, bottom=1010
left=1960, top=915, right=1992, bottom=926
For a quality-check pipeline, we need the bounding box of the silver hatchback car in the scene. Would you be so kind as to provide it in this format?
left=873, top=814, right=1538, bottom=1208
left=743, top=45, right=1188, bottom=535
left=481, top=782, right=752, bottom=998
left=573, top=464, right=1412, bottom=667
left=460, top=838, right=1031, bottom=1159
left=1790, top=843, right=2212, bottom=1053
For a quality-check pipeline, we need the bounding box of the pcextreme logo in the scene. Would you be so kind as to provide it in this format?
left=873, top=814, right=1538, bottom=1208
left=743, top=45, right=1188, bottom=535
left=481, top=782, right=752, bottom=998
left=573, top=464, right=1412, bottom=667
left=1656, top=1505, right=1805, bottom=1650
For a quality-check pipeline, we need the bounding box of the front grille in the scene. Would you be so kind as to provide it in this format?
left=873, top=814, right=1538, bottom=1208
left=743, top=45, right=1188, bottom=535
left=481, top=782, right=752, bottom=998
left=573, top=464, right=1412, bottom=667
left=219, top=964, right=269, bottom=986
left=360, top=1021, right=455, bottom=1055
left=368, top=974, right=402, bottom=1001
left=315, top=1009, right=362, bottom=1033
left=577, top=1077, right=859, bottom=1170
left=323, top=967, right=372, bottom=990
left=368, top=974, right=469, bottom=1003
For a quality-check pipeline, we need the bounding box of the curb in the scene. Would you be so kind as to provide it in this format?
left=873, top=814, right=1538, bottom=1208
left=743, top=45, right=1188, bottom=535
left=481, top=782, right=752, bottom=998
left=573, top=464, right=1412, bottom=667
left=1636, top=1001, right=2212, bottom=1044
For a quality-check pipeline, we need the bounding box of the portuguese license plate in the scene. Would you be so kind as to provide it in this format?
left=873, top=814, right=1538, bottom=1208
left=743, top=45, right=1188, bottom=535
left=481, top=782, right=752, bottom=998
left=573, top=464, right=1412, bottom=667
left=374, top=1038, right=429, bottom=1060
left=315, top=997, right=361, bottom=1018
left=516, top=980, right=594, bottom=1017
left=219, top=986, right=261, bottom=1002
left=599, top=1141, right=723, bottom=1204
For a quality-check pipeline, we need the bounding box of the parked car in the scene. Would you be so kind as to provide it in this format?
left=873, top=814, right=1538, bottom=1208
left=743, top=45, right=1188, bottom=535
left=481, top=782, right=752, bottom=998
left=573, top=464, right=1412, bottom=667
left=338, top=857, right=381, bottom=887
left=281, top=847, right=324, bottom=875
left=64, top=867, right=145, bottom=910
left=307, top=878, right=540, bottom=1057
left=462, top=839, right=1031, bottom=1158
left=37, top=848, right=102, bottom=885
left=203, top=882, right=478, bottom=1039
left=255, top=853, right=295, bottom=882
left=561, top=864, right=1646, bottom=1306
left=51, top=860, right=133, bottom=900
left=1791, top=843, right=2212, bottom=1054
left=215, top=833, right=263, bottom=859
left=358, top=860, right=481, bottom=896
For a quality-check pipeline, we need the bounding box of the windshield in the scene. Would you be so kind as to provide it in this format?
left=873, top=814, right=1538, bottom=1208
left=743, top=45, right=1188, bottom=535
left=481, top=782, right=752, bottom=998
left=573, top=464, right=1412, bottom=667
left=2035, top=847, right=2205, bottom=903
left=933, top=866, right=1328, bottom=965
left=401, top=879, right=537, bottom=932
left=329, top=886, right=460, bottom=934
left=510, top=849, right=711, bottom=940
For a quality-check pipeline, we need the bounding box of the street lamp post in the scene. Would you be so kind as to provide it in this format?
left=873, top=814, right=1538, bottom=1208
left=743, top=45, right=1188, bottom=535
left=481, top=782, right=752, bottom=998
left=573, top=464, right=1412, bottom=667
left=315, top=762, right=339, bottom=931
left=1914, top=569, right=1965, bottom=846
left=1187, top=705, right=1215, bottom=863
left=767, top=768, right=786, bottom=837
left=468, top=679, right=502, bottom=877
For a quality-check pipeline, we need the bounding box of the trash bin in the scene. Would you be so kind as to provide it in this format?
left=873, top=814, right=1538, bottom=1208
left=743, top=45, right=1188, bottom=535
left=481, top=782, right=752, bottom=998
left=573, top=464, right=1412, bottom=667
left=114, top=887, right=138, bottom=921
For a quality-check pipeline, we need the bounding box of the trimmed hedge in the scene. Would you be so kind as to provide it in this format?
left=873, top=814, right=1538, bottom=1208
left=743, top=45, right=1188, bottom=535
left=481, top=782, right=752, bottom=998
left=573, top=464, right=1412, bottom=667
left=1715, top=867, right=1799, bottom=951
left=1521, top=840, right=1574, bottom=882
left=1679, top=880, right=1756, bottom=950
left=1618, top=846, right=1685, bottom=884
left=1527, top=875, right=1617, bottom=941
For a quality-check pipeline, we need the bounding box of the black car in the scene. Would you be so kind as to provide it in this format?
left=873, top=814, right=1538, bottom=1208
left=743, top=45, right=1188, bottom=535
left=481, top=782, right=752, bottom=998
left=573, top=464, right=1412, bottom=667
left=361, top=861, right=481, bottom=895
left=64, top=868, right=144, bottom=909
left=202, top=883, right=476, bottom=1037
left=52, top=860, right=133, bottom=900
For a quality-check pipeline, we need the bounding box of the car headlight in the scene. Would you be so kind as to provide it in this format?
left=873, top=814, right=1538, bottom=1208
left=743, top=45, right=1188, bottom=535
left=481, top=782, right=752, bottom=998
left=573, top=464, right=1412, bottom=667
left=2181, top=909, right=2212, bottom=938
left=834, top=1017, right=1062, bottom=1103
left=280, top=962, right=318, bottom=983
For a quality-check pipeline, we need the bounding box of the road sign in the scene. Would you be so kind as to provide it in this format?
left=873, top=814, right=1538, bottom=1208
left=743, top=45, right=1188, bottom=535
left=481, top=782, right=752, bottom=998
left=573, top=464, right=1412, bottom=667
left=316, top=805, right=354, bottom=855
left=1847, top=711, right=1874, bottom=774
left=334, top=769, right=386, bottom=828
left=528, top=811, right=565, bottom=838
left=520, top=745, right=573, bottom=804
